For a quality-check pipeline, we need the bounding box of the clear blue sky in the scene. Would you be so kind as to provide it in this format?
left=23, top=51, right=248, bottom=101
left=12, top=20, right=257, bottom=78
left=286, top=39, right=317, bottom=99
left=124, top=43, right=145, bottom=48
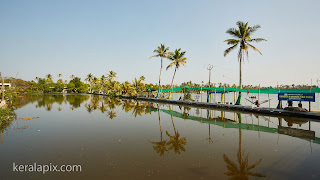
left=1, top=0, right=320, bottom=87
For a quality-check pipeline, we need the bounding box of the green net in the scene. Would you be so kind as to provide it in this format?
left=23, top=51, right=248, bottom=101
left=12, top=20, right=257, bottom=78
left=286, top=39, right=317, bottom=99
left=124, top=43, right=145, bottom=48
left=150, top=86, right=320, bottom=94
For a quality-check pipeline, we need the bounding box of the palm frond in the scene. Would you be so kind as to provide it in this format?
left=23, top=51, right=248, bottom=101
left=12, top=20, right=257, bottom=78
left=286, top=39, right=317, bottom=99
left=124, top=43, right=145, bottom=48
left=247, top=25, right=261, bottom=35
left=166, top=62, right=175, bottom=70
left=226, top=28, right=241, bottom=38
left=225, top=39, right=239, bottom=45
left=247, top=159, right=262, bottom=171
left=149, top=54, right=160, bottom=59
left=224, top=44, right=238, bottom=57
left=248, top=38, right=267, bottom=42
left=247, top=43, right=262, bottom=55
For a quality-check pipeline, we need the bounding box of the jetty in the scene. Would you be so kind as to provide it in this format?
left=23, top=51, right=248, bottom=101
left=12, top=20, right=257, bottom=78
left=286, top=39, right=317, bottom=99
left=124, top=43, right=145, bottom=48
left=119, top=96, right=320, bottom=120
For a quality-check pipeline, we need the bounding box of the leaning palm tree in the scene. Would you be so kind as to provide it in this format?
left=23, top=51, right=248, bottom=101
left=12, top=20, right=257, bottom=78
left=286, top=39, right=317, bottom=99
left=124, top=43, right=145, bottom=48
left=166, top=48, right=188, bottom=99
left=150, top=44, right=170, bottom=96
left=224, top=21, right=266, bottom=105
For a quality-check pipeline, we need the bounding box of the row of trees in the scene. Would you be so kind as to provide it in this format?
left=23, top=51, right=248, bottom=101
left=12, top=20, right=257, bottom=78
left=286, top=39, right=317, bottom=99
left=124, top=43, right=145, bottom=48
left=4, top=74, right=318, bottom=96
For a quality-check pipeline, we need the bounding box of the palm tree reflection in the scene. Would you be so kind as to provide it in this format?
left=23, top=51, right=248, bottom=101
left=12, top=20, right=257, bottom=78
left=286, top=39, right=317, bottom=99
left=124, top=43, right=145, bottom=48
left=150, top=105, right=169, bottom=156
left=223, top=113, right=266, bottom=179
left=166, top=105, right=187, bottom=154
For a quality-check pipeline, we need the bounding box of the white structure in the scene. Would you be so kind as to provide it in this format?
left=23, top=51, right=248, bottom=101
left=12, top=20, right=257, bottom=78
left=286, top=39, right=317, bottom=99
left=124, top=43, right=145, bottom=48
left=0, top=83, right=11, bottom=88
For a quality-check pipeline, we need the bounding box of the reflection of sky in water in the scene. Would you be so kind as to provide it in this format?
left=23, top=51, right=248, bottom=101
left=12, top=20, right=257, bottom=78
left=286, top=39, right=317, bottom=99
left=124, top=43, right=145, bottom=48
left=0, top=94, right=319, bottom=180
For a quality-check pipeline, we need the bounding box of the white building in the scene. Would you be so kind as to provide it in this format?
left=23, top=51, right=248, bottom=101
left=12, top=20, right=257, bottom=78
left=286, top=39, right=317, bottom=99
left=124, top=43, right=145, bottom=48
left=0, top=83, right=11, bottom=88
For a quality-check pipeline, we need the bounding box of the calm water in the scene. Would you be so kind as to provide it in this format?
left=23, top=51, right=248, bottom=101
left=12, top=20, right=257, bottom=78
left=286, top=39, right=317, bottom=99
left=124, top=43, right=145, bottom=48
left=1, top=94, right=320, bottom=180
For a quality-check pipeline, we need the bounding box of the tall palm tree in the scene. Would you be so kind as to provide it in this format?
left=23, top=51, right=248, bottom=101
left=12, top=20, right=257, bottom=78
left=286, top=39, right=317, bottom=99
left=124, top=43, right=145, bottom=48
left=100, top=75, right=106, bottom=93
left=224, top=21, right=266, bottom=105
left=85, top=73, right=93, bottom=93
left=166, top=48, right=188, bottom=98
left=91, top=77, right=99, bottom=93
left=150, top=44, right=170, bottom=96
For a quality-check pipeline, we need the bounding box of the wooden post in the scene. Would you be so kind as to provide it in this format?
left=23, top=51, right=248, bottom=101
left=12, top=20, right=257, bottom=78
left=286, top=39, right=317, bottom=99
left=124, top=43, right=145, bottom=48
left=234, top=91, right=236, bottom=104
left=309, top=121, right=311, bottom=131
left=221, top=92, right=223, bottom=103
left=223, top=86, right=226, bottom=104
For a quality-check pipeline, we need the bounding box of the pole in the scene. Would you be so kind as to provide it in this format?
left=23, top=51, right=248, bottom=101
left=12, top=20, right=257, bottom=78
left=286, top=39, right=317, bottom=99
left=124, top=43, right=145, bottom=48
left=200, top=86, right=202, bottom=102
left=268, top=89, right=270, bottom=108
left=207, top=64, right=213, bottom=103
left=1, top=72, right=4, bottom=101
left=258, top=84, right=260, bottom=105
left=309, top=79, right=312, bottom=112
left=224, top=86, right=226, bottom=104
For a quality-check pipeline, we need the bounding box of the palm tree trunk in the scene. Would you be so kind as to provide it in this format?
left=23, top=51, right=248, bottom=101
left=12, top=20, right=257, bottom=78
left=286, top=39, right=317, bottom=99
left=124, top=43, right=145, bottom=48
left=170, top=67, right=177, bottom=99
left=237, top=113, right=242, bottom=155
left=239, top=51, right=243, bottom=89
left=236, top=51, right=243, bottom=105
left=157, top=105, right=163, bottom=141
left=169, top=105, right=177, bottom=133
left=158, top=57, right=163, bottom=97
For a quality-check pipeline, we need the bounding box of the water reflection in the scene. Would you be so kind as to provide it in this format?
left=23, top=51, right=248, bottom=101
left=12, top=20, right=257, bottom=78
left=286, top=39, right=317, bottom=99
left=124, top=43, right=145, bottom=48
left=150, top=105, right=169, bottom=156
left=223, top=113, right=266, bottom=180
left=2, top=94, right=320, bottom=179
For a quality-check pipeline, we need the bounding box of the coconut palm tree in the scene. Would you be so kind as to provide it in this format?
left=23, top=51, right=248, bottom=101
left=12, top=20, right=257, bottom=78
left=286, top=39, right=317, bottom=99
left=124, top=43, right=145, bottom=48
left=100, top=75, right=106, bottom=93
left=166, top=48, right=188, bottom=98
left=224, top=21, right=266, bottom=105
left=70, top=74, right=75, bottom=79
left=46, top=74, right=53, bottom=82
left=85, top=73, right=93, bottom=93
left=150, top=44, right=170, bottom=96
left=132, top=77, right=144, bottom=95
left=107, top=71, right=117, bottom=81
left=91, top=77, right=99, bottom=93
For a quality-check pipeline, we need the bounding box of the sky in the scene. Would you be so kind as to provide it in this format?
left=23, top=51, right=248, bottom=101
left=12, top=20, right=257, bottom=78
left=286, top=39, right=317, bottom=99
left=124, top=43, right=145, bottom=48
left=1, top=0, right=320, bottom=87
